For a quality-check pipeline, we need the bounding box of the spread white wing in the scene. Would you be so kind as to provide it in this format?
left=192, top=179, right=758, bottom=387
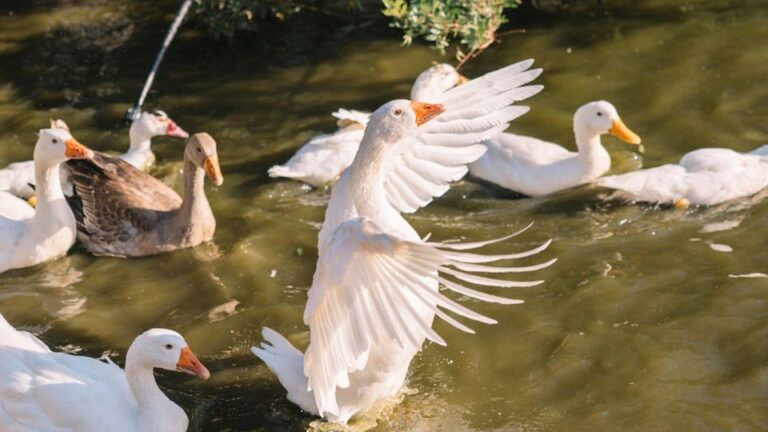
left=302, top=219, right=554, bottom=416
left=382, top=59, right=543, bottom=214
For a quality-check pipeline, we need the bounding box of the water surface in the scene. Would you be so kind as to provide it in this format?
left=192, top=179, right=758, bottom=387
left=1, top=1, right=767, bottom=430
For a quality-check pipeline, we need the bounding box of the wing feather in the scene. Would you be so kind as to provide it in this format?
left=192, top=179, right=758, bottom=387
left=302, top=218, right=553, bottom=416
left=379, top=60, right=543, bottom=214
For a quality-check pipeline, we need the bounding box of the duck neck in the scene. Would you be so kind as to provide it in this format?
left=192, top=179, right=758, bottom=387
left=128, top=127, right=152, bottom=154
left=176, top=156, right=210, bottom=227
left=573, top=124, right=611, bottom=180
left=32, top=159, right=69, bottom=223
left=125, top=352, right=180, bottom=426
left=125, top=127, right=153, bottom=168
left=347, top=133, right=390, bottom=220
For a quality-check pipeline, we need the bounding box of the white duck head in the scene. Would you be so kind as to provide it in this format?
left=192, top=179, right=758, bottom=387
left=573, top=101, right=641, bottom=148
left=34, top=128, right=93, bottom=167
left=129, top=110, right=189, bottom=152
left=350, top=99, right=445, bottom=217
left=366, top=99, right=446, bottom=144
left=410, top=64, right=468, bottom=101
left=126, top=328, right=209, bottom=379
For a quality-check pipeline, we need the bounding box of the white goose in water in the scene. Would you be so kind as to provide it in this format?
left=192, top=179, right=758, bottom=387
left=596, top=144, right=768, bottom=208
left=267, top=63, right=468, bottom=187
left=253, top=60, right=555, bottom=423
left=0, top=129, right=93, bottom=273
left=0, top=313, right=209, bottom=431
left=0, top=110, right=188, bottom=199
left=469, top=100, right=642, bottom=196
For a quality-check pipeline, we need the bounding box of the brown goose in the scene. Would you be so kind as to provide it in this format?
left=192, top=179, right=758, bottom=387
left=66, top=133, right=223, bottom=257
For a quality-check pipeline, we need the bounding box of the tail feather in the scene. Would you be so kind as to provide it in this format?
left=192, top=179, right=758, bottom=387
left=0, top=313, right=50, bottom=353
left=267, top=164, right=303, bottom=179
left=596, top=174, right=644, bottom=196
left=252, top=327, right=318, bottom=415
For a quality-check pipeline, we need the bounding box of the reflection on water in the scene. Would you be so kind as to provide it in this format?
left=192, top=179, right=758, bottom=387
left=1, top=0, right=767, bottom=431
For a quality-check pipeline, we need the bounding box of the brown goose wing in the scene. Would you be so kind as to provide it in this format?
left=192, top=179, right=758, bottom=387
left=66, top=152, right=182, bottom=251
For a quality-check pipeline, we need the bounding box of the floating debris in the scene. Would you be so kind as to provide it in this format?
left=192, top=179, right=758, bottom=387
left=728, top=273, right=768, bottom=279
left=708, top=242, right=733, bottom=253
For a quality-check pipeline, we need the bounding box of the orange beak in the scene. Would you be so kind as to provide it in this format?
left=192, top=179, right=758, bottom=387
left=64, top=138, right=94, bottom=159
left=203, top=155, right=224, bottom=186
left=609, top=118, right=642, bottom=145
left=176, top=346, right=210, bottom=380
left=410, top=101, right=445, bottom=126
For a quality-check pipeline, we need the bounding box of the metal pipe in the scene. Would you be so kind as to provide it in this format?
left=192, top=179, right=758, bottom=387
left=124, top=0, right=194, bottom=124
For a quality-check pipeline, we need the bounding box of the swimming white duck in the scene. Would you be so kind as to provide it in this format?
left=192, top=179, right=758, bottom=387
left=0, top=129, right=93, bottom=273
left=253, top=60, right=555, bottom=424
left=0, top=110, right=188, bottom=199
left=596, top=144, right=768, bottom=208
left=267, top=63, right=469, bottom=187
left=469, top=100, right=642, bottom=196
left=0, top=313, right=209, bottom=432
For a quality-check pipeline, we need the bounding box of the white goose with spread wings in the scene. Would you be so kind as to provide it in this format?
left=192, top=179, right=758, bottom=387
left=253, top=60, right=555, bottom=423
left=267, top=63, right=468, bottom=187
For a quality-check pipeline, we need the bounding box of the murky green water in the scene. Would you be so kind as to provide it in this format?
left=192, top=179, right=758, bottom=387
left=1, top=0, right=767, bottom=430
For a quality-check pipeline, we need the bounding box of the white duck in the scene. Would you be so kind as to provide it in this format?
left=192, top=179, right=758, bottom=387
left=267, top=63, right=469, bottom=187
left=253, top=60, right=555, bottom=424
left=0, top=110, right=188, bottom=199
left=469, top=100, right=642, bottom=196
left=596, top=144, right=768, bottom=208
left=0, top=313, right=209, bottom=432
left=0, top=129, right=93, bottom=273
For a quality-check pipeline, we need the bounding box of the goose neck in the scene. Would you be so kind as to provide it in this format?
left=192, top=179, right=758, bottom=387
left=347, top=133, right=389, bottom=219
left=124, top=358, right=180, bottom=428
left=32, top=160, right=66, bottom=219
left=177, top=156, right=209, bottom=223
left=129, top=126, right=152, bottom=154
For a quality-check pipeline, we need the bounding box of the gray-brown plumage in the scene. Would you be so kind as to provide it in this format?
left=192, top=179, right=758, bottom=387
left=66, top=133, right=224, bottom=257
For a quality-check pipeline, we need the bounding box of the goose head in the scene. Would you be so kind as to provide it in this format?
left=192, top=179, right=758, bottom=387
left=367, top=99, right=445, bottom=143
left=411, top=64, right=469, bottom=101
left=185, top=132, right=223, bottom=186
left=127, top=328, right=210, bottom=380
left=573, top=101, right=641, bottom=145
left=131, top=110, right=189, bottom=143
left=34, top=128, right=93, bottom=167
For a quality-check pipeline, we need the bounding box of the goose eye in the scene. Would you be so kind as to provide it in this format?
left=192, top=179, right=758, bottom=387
left=51, top=138, right=58, bottom=144
left=165, top=344, right=173, bottom=350
left=196, top=148, right=202, bottom=153
left=596, top=112, right=603, bottom=117
left=393, top=109, right=403, bottom=116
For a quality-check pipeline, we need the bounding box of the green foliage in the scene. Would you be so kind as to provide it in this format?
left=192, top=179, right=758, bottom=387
left=192, top=0, right=359, bottom=38
left=193, top=0, right=523, bottom=64
left=382, top=0, right=521, bottom=64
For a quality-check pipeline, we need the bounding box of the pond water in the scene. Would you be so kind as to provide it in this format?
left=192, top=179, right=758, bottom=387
left=1, top=0, right=767, bottom=431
